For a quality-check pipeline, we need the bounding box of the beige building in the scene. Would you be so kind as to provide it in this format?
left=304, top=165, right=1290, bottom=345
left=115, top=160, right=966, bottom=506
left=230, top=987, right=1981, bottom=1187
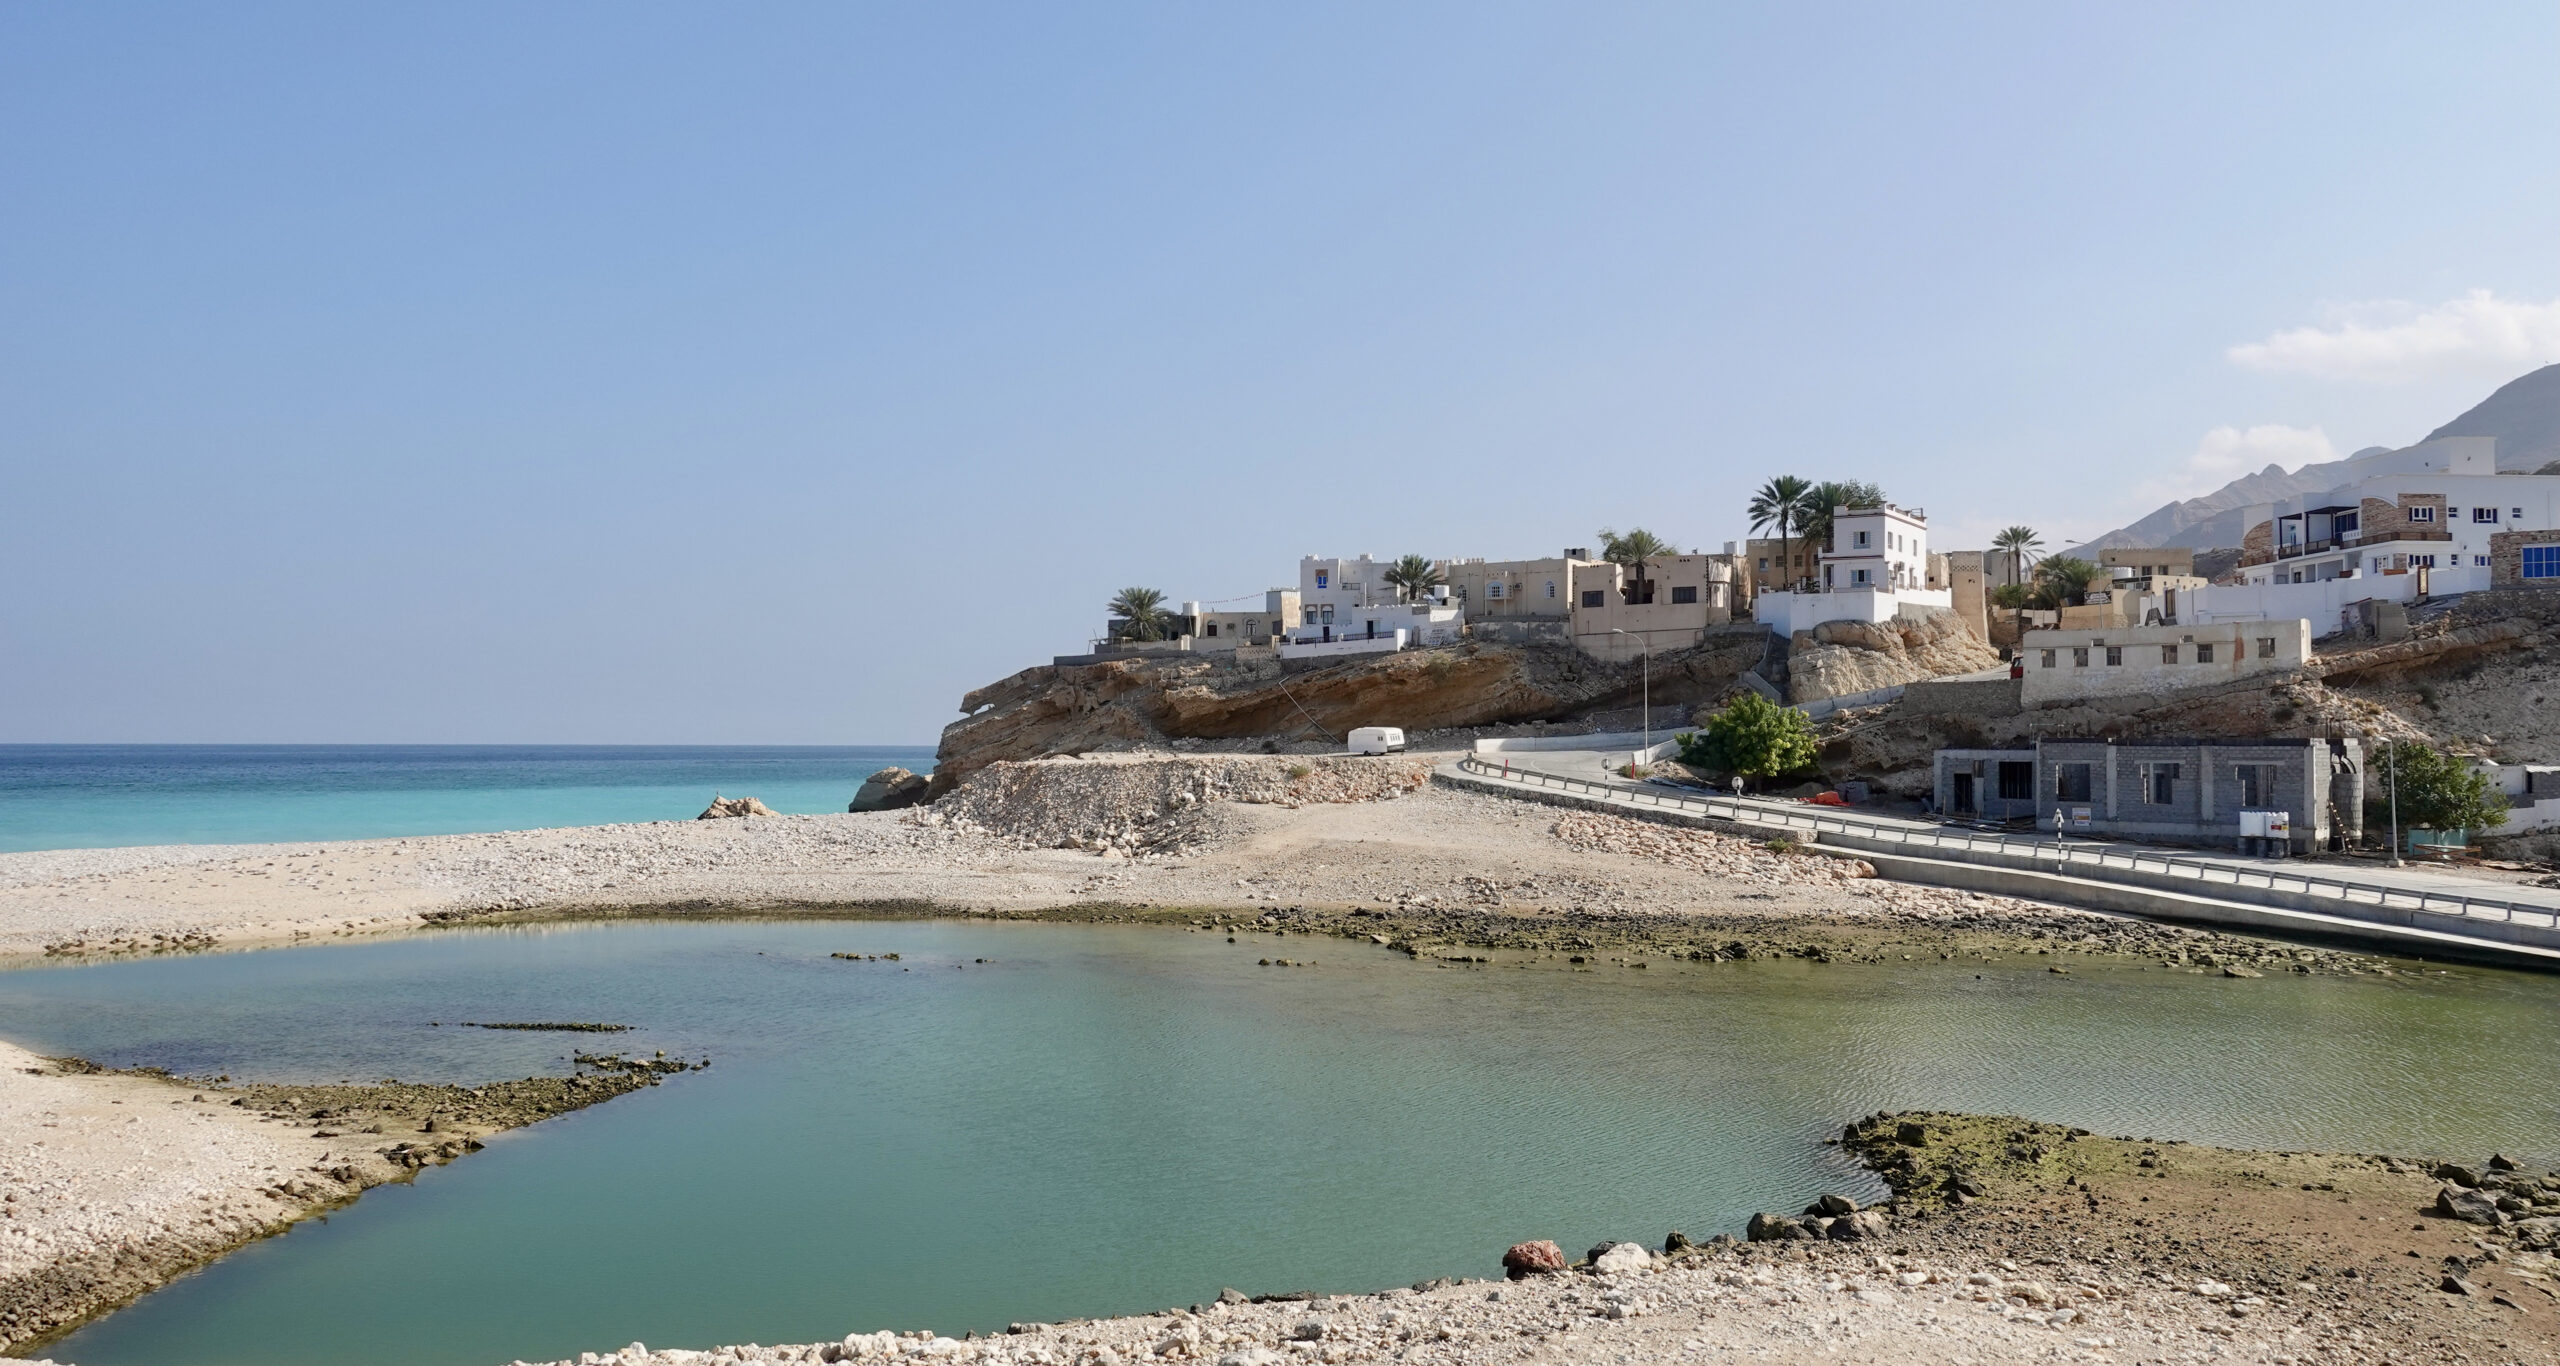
left=1443, top=555, right=1588, bottom=621
left=1944, top=550, right=1990, bottom=640
left=2097, top=547, right=2196, bottom=586
left=1184, top=590, right=1300, bottom=650
left=1739, top=538, right=1818, bottom=601
left=1570, top=554, right=1736, bottom=661
left=2020, top=620, right=2309, bottom=707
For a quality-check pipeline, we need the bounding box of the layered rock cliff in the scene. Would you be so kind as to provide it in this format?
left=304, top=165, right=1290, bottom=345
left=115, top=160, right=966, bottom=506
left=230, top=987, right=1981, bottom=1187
left=932, top=634, right=1770, bottom=796
left=1785, top=610, right=2001, bottom=705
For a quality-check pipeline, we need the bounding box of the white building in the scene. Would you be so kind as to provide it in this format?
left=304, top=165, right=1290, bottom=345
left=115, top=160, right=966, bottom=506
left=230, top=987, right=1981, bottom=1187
left=1288, top=554, right=1463, bottom=647
left=1753, top=502, right=1953, bottom=635
left=2233, top=437, right=2560, bottom=595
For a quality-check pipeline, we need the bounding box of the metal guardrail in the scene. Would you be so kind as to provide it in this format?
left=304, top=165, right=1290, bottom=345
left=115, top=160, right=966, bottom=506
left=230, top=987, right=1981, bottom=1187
left=1454, top=755, right=2560, bottom=932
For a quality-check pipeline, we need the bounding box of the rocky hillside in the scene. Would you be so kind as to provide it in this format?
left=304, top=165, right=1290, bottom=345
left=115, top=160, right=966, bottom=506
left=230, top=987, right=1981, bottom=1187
left=1785, top=610, right=1999, bottom=704
left=926, top=752, right=1436, bottom=855
left=932, top=634, right=1770, bottom=795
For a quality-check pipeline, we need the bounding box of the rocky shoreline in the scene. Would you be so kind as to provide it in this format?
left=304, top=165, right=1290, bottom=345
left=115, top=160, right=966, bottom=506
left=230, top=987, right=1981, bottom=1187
left=410, top=1114, right=2555, bottom=1366
left=0, top=1045, right=693, bottom=1356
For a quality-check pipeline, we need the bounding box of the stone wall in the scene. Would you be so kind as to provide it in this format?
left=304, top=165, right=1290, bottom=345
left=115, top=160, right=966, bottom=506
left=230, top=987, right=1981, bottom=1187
left=2488, top=528, right=2560, bottom=587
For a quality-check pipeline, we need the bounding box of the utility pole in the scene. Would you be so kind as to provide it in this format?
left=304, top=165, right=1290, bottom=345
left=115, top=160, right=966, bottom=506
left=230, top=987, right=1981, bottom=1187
left=2387, top=737, right=2404, bottom=867
left=1611, top=629, right=1650, bottom=771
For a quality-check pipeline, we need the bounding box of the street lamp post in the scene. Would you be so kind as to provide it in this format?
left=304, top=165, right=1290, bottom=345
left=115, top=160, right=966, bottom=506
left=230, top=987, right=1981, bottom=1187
left=1610, top=629, right=1650, bottom=769
left=2387, top=737, right=2404, bottom=867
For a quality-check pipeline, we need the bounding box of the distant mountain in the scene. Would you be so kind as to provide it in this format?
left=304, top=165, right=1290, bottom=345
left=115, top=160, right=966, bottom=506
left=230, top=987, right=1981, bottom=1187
left=2070, top=363, right=2560, bottom=555
left=2426, top=362, right=2560, bottom=471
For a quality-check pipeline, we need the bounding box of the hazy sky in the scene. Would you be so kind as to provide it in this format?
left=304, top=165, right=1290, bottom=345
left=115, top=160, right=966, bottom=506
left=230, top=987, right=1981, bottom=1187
left=6, top=4, right=2558, bottom=745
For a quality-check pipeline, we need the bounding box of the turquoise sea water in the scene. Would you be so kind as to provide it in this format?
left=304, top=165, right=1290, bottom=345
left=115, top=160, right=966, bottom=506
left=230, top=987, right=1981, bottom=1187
left=0, top=746, right=937, bottom=853
left=6, top=920, right=2556, bottom=1366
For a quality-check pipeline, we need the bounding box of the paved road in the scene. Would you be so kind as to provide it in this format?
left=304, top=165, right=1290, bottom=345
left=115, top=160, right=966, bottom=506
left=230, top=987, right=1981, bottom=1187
left=1483, top=745, right=2560, bottom=915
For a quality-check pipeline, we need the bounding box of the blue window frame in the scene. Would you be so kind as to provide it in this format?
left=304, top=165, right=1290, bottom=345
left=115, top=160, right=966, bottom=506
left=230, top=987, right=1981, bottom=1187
left=2525, top=546, right=2560, bottom=580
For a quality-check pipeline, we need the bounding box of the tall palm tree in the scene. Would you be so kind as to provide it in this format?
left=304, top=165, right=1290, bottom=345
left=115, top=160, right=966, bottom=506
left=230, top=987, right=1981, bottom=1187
left=2030, top=556, right=2106, bottom=610
left=1106, top=586, right=1172, bottom=642
left=1990, top=525, right=2044, bottom=642
left=1990, top=526, right=2044, bottom=588
left=1596, top=527, right=1673, bottom=604
left=1381, top=554, right=1446, bottom=604
left=1796, top=480, right=1887, bottom=572
left=1746, top=476, right=1814, bottom=593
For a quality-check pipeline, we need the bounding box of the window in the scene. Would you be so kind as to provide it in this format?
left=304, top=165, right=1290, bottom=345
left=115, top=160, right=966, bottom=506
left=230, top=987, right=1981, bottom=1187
left=2474, top=507, right=2501, bottom=523
left=2475, top=555, right=2490, bottom=567
left=2141, top=763, right=2180, bottom=805
left=1486, top=582, right=1504, bottom=600
left=2194, top=642, right=2215, bottom=663
left=1996, top=761, right=2034, bottom=800
left=2525, top=546, right=2560, bottom=579
left=2256, top=637, right=2275, bottom=658
left=1852, top=568, right=1870, bottom=585
left=2105, top=646, right=2123, bottom=666
left=2407, top=505, right=2437, bottom=523
left=1854, top=531, right=1870, bottom=548
left=2072, top=647, right=2089, bottom=667
left=2040, top=650, right=2057, bottom=668
left=1756, top=558, right=1769, bottom=571
left=1581, top=589, right=1605, bottom=608
left=1315, top=571, right=1329, bottom=588
left=1303, top=607, right=1318, bottom=625
left=1545, top=581, right=1556, bottom=599
left=2514, top=508, right=2526, bottom=520
left=2334, top=512, right=2358, bottom=534
left=2233, top=764, right=2267, bottom=808
left=2161, top=644, right=2179, bottom=664
left=2408, top=555, right=2435, bottom=569
left=1671, top=585, right=1699, bottom=604
left=1319, top=604, right=1335, bottom=623
left=1204, top=623, right=1218, bottom=637
left=2055, top=764, right=2092, bottom=802
left=1271, top=619, right=1283, bottom=635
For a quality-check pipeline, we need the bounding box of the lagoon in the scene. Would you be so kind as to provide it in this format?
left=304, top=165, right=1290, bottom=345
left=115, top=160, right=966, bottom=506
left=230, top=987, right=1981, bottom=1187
left=8, top=919, right=2556, bottom=1366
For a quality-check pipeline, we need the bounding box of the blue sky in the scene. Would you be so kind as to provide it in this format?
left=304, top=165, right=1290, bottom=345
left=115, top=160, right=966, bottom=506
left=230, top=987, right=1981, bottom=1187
left=5, top=3, right=2557, bottom=744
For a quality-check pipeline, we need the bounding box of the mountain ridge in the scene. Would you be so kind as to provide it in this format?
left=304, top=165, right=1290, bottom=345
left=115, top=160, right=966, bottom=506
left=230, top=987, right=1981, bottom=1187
left=2070, top=363, right=2560, bottom=555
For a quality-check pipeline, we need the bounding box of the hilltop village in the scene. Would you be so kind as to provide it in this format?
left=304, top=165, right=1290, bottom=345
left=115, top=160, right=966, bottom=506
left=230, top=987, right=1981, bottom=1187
left=935, top=429, right=2560, bottom=867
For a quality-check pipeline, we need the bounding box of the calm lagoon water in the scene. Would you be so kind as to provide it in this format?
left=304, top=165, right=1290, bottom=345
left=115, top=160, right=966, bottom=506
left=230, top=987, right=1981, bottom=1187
left=6, top=920, right=2557, bottom=1366
left=0, top=746, right=937, bottom=853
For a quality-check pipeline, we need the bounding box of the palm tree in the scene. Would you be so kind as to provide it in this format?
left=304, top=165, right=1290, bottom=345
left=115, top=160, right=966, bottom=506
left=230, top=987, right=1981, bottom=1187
left=1106, top=586, right=1172, bottom=642
left=1596, top=527, right=1674, bottom=604
left=1382, top=554, right=1446, bottom=604
left=1796, top=480, right=1887, bottom=572
left=1746, top=476, right=1813, bottom=593
left=2030, top=556, right=2106, bottom=610
left=1990, top=526, right=2044, bottom=588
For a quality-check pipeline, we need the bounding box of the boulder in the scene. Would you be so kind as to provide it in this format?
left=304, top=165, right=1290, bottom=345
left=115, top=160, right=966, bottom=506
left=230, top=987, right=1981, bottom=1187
left=1502, top=1240, right=1567, bottom=1279
left=697, top=795, right=779, bottom=820
left=1745, top=1212, right=1798, bottom=1242
left=1590, top=1243, right=1653, bottom=1275
left=1896, top=1120, right=1930, bottom=1146
left=1828, top=1210, right=1891, bottom=1241
left=2434, top=1162, right=2484, bottom=1188
left=850, top=766, right=931, bottom=812
left=1813, top=1193, right=1860, bottom=1217
left=2437, top=1185, right=2505, bottom=1226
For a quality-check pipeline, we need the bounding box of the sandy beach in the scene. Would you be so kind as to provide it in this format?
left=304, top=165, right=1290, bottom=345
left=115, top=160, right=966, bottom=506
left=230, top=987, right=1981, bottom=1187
left=0, top=755, right=2536, bottom=1362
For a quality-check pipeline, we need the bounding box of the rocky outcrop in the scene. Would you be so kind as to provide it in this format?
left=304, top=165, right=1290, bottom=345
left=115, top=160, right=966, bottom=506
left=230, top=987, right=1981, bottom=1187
left=1785, top=610, right=2000, bottom=705
left=697, top=795, right=778, bottom=820
left=926, top=753, right=1435, bottom=855
left=932, top=635, right=1767, bottom=797
left=848, top=767, right=929, bottom=813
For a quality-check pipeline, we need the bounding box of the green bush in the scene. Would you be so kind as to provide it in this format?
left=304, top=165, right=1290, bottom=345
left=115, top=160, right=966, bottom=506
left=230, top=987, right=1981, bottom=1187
left=2368, top=742, right=2506, bottom=833
left=1677, top=694, right=1818, bottom=780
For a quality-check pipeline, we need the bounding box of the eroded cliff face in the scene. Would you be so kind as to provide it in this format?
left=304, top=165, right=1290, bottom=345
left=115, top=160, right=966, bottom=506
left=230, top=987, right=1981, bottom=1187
left=1786, top=610, right=2001, bottom=704
left=932, top=635, right=1768, bottom=796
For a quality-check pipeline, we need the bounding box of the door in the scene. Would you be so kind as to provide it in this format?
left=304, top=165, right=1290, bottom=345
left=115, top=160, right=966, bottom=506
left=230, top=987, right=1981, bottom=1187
left=1952, top=773, right=1975, bottom=815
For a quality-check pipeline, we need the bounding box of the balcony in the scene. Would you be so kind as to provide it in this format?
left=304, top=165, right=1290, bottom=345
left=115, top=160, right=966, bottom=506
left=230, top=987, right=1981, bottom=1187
left=2274, top=538, right=2337, bottom=559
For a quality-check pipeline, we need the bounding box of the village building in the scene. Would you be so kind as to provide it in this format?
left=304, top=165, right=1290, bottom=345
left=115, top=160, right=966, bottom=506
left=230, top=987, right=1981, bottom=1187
left=1568, top=553, right=1737, bottom=661
left=2232, top=437, right=2560, bottom=591
left=1932, top=736, right=2364, bottom=855
left=1752, top=503, right=1953, bottom=635
left=2017, top=619, right=2307, bottom=707
left=1178, top=590, right=1300, bottom=651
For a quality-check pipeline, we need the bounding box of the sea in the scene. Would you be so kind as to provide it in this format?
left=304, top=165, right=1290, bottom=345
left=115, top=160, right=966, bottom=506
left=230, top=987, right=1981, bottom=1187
left=0, top=745, right=939, bottom=854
